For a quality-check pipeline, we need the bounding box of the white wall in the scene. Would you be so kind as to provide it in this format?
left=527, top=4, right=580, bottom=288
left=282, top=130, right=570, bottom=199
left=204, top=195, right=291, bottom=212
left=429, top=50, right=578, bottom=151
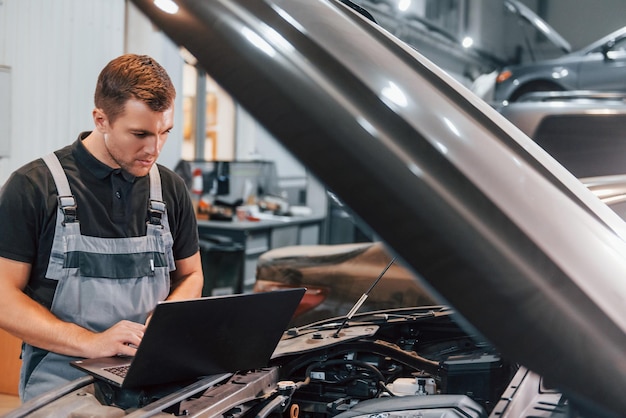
left=0, top=0, right=125, bottom=184
left=0, top=0, right=186, bottom=185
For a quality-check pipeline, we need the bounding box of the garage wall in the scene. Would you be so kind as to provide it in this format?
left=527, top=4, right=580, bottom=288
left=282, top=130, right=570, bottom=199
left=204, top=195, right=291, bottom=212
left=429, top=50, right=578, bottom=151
left=0, top=0, right=185, bottom=185
left=0, top=0, right=125, bottom=184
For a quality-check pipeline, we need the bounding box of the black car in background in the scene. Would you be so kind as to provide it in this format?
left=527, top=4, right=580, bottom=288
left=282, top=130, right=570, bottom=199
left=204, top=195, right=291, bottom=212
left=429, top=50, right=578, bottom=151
left=9, top=1, right=626, bottom=417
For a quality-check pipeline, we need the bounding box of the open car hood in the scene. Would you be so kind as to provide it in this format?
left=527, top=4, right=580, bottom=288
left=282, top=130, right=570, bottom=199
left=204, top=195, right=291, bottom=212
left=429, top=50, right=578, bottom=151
left=504, top=0, right=572, bottom=55
left=131, top=0, right=626, bottom=415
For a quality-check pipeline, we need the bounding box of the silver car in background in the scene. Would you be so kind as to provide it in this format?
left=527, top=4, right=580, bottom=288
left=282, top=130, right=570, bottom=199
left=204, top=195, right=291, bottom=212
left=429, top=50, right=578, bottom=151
left=496, top=91, right=626, bottom=178
left=494, top=26, right=626, bottom=102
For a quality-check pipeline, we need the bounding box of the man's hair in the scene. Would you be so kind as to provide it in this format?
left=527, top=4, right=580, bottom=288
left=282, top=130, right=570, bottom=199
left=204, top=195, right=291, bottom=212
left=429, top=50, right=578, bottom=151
left=94, top=54, right=176, bottom=123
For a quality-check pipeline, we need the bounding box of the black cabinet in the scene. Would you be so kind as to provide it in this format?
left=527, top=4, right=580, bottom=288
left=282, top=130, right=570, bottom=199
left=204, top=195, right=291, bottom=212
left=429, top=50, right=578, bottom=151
left=197, top=216, right=324, bottom=294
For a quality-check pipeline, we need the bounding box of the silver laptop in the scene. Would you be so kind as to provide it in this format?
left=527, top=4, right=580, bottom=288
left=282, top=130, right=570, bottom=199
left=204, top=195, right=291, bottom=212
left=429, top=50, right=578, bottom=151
left=71, top=288, right=305, bottom=389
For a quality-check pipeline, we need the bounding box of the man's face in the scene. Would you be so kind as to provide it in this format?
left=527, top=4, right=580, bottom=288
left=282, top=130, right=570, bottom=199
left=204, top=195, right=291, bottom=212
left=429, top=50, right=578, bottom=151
left=95, top=98, right=174, bottom=177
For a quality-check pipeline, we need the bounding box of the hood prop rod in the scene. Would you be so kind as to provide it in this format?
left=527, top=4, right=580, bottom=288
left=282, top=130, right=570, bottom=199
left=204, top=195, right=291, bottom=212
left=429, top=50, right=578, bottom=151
left=332, top=256, right=397, bottom=338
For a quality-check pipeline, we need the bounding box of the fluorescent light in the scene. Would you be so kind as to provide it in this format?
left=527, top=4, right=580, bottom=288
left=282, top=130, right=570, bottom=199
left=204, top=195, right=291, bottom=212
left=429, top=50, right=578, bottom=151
left=398, top=0, right=411, bottom=12
left=462, top=36, right=474, bottom=48
left=154, top=0, right=179, bottom=14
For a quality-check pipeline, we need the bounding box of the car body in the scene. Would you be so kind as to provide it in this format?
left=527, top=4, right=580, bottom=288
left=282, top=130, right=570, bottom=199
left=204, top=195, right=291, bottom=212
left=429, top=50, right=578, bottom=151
left=257, top=87, right=626, bottom=328
left=253, top=241, right=437, bottom=326
left=496, top=91, right=626, bottom=178
left=8, top=1, right=626, bottom=417
left=583, top=174, right=626, bottom=222
left=494, top=26, right=626, bottom=102
left=497, top=91, right=626, bottom=222
left=470, top=0, right=571, bottom=102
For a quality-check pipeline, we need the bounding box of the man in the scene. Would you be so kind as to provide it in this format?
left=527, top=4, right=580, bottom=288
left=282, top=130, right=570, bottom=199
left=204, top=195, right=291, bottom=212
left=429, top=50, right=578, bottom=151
left=0, top=54, right=203, bottom=401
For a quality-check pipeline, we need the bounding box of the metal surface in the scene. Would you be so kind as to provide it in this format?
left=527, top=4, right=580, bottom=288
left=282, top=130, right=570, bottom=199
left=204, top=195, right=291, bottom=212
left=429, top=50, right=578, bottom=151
left=272, top=325, right=380, bottom=358
left=497, top=93, right=626, bottom=178
left=175, top=368, right=281, bottom=417
left=3, top=376, right=95, bottom=418
left=490, top=367, right=566, bottom=418
left=125, top=373, right=231, bottom=418
left=130, top=1, right=626, bottom=415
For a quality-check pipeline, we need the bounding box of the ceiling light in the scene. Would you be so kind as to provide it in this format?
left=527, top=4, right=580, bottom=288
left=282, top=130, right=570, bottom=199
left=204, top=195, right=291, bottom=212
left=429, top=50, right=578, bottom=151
left=462, top=36, right=474, bottom=48
left=154, top=0, right=179, bottom=14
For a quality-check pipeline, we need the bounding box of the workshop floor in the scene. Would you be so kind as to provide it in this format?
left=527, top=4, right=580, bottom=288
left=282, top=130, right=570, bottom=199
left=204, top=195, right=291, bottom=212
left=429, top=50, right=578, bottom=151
left=0, top=393, right=20, bottom=414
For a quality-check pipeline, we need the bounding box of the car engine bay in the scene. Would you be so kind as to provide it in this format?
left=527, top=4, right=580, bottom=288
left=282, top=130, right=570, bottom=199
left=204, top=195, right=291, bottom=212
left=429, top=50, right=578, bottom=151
left=273, top=307, right=514, bottom=417
left=14, top=306, right=565, bottom=418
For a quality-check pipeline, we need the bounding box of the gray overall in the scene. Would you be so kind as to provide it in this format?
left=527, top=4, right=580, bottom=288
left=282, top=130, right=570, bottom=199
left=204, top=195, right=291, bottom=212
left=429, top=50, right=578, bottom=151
left=19, top=153, right=175, bottom=401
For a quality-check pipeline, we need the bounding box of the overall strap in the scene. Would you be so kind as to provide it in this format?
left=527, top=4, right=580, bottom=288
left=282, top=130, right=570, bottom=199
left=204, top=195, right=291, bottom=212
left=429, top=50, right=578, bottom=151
left=149, top=163, right=163, bottom=201
left=41, top=153, right=77, bottom=224
left=148, top=163, right=166, bottom=226
left=43, top=153, right=166, bottom=226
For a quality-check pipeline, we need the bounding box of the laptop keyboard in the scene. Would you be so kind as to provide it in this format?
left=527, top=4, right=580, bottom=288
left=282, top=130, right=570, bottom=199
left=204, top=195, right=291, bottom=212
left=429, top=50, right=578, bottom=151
left=103, top=365, right=130, bottom=378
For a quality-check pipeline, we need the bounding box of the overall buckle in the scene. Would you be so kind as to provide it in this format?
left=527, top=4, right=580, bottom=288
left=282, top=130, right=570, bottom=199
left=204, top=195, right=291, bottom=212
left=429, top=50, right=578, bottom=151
left=57, top=195, right=77, bottom=225
left=148, top=199, right=166, bottom=226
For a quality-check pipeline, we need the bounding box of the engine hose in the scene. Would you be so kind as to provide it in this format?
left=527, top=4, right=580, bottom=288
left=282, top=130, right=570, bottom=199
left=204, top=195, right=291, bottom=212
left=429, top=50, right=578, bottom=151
left=295, top=377, right=310, bottom=389
left=306, top=359, right=387, bottom=385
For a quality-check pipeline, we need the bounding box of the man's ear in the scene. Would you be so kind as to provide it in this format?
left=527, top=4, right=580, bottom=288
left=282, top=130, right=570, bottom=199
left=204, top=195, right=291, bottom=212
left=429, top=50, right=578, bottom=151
left=93, top=108, right=109, bottom=133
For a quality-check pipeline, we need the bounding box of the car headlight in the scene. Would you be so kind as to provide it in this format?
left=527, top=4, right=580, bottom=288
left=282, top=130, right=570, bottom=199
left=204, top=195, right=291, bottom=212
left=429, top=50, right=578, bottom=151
left=496, top=70, right=513, bottom=83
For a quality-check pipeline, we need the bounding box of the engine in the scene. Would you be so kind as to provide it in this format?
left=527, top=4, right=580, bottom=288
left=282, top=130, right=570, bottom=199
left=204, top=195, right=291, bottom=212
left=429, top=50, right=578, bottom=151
left=267, top=307, right=516, bottom=417
left=6, top=307, right=526, bottom=417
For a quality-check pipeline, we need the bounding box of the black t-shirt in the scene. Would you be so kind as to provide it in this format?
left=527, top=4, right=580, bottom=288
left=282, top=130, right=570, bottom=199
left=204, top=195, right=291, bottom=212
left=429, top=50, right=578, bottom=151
left=0, top=133, right=199, bottom=308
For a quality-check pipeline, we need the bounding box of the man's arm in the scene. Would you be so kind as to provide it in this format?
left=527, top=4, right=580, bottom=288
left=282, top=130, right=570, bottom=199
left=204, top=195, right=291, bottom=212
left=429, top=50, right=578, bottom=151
left=167, top=251, right=204, bottom=301
left=0, top=256, right=145, bottom=358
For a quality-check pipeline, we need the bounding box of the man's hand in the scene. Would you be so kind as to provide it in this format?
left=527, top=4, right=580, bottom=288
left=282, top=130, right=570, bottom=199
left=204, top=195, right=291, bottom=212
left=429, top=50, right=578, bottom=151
left=0, top=257, right=148, bottom=359
left=81, top=320, right=146, bottom=358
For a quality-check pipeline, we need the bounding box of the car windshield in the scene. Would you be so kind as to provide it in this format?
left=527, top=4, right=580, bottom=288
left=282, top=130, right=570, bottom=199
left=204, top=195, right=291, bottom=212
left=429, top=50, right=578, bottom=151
left=131, top=0, right=626, bottom=415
